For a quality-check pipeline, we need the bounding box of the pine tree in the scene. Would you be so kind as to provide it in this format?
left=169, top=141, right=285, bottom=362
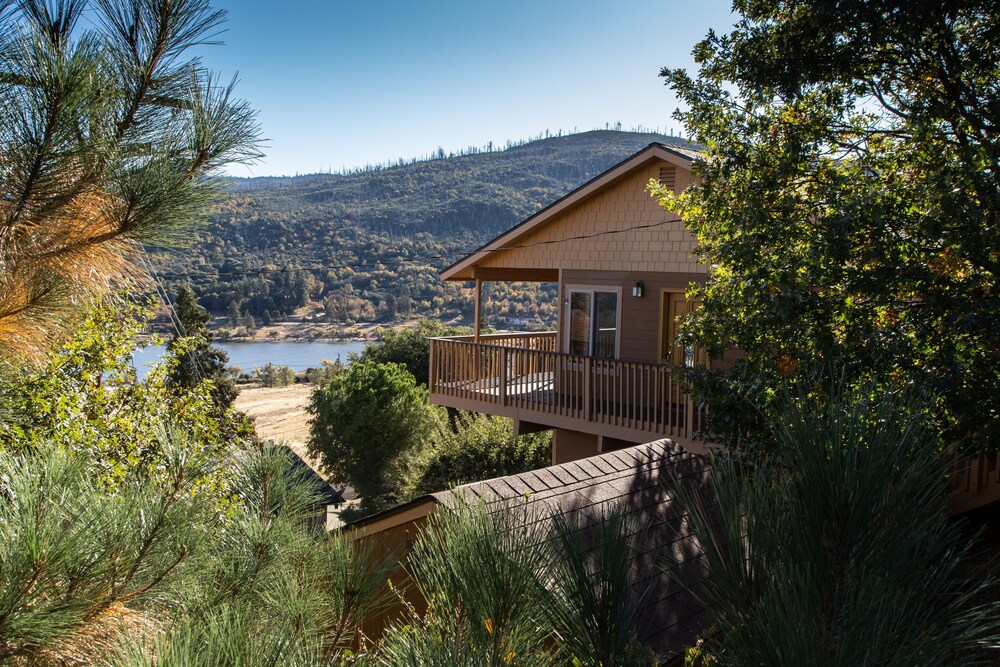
left=0, top=0, right=262, bottom=365
left=168, top=284, right=237, bottom=413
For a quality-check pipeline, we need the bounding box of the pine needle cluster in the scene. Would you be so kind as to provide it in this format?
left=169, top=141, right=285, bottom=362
left=0, top=0, right=262, bottom=364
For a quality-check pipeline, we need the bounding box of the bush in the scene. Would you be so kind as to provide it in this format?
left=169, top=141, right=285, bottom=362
left=403, top=412, right=550, bottom=499
left=356, top=319, right=472, bottom=387
left=308, top=361, right=434, bottom=510
left=666, top=385, right=1000, bottom=665
left=0, top=298, right=252, bottom=484
left=376, top=500, right=653, bottom=667
left=254, top=363, right=297, bottom=387
left=0, top=430, right=395, bottom=664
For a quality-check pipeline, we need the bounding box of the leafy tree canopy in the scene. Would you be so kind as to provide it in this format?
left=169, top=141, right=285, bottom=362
left=402, top=412, right=550, bottom=500
left=0, top=297, right=251, bottom=485
left=655, top=0, right=1000, bottom=450
left=307, top=360, right=434, bottom=510
left=168, top=284, right=238, bottom=414
left=357, top=318, right=472, bottom=387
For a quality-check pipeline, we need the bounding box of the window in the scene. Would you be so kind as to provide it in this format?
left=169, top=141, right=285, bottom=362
left=568, top=288, right=619, bottom=358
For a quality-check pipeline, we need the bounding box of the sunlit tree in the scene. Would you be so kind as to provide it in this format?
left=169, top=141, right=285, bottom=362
left=654, top=0, right=1000, bottom=451
left=0, top=0, right=261, bottom=365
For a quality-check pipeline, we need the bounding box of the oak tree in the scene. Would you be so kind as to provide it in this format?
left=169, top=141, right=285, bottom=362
left=655, top=0, right=1000, bottom=450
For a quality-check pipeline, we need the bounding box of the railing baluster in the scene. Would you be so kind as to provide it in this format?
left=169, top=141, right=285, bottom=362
left=428, top=333, right=704, bottom=443
left=499, top=347, right=509, bottom=406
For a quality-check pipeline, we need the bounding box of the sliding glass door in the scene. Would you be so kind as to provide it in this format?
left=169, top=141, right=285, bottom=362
left=568, top=288, right=619, bottom=358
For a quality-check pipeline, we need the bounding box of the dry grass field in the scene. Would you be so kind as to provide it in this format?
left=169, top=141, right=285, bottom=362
left=235, top=383, right=357, bottom=507
left=235, top=383, right=315, bottom=446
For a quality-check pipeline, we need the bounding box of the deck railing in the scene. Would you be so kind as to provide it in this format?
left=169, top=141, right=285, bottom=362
left=950, top=450, right=1000, bottom=514
left=429, top=333, right=702, bottom=441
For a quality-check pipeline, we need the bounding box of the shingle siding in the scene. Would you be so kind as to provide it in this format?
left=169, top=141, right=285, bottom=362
left=476, top=163, right=705, bottom=275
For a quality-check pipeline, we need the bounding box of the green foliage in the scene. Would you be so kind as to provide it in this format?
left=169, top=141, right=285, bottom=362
left=0, top=423, right=394, bottom=664
left=546, top=506, right=653, bottom=667
left=683, top=637, right=717, bottom=667
left=0, top=0, right=261, bottom=362
left=357, top=319, right=472, bottom=387
left=0, top=433, right=215, bottom=662
left=0, top=297, right=250, bottom=486
left=173, top=443, right=397, bottom=659
left=402, top=412, right=550, bottom=499
left=168, top=284, right=238, bottom=414
left=114, top=607, right=326, bottom=667
left=304, top=361, right=346, bottom=386
left=378, top=499, right=655, bottom=667
left=665, top=386, right=1000, bottom=665
left=376, top=500, right=556, bottom=667
left=254, top=362, right=297, bottom=387
left=656, top=0, right=1000, bottom=451
left=307, top=361, right=434, bottom=509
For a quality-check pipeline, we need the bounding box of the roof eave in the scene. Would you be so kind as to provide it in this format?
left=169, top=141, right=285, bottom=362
left=440, top=143, right=697, bottom=283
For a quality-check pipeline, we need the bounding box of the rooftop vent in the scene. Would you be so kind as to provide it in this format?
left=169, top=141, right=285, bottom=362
left=658, top=166, right=677, bottom=190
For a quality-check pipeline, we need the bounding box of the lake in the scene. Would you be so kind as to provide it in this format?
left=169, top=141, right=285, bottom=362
left=132, top=340, right=369, bottom=375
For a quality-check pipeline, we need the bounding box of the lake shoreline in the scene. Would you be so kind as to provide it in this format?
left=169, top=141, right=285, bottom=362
left=132, top=339, right=371, bottom=375
left=141, top=316, right=438, bottom=345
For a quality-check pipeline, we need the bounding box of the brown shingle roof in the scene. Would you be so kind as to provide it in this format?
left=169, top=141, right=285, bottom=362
left=352, top=439, right=711, bottom=659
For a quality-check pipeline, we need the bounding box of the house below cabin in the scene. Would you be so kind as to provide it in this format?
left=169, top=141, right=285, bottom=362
left=347, top=439, right=710, bottom=662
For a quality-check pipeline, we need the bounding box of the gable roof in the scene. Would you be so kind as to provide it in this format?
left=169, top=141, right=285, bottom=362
left=284, top=446, right=344, bottom=506
left=441, top=142, right=699, bottom=281
left=347, top=439, right=710, bottom=659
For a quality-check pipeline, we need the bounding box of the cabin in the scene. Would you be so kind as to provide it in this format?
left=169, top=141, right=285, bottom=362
left=348, top=439, right=710, bottom=662
left=428, top=143, right=721, bottom=464
left=427, top=142, right=1000, bottom=512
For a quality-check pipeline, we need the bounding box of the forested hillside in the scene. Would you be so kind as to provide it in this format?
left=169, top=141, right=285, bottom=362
left=152, top=130, right=689, bottom=331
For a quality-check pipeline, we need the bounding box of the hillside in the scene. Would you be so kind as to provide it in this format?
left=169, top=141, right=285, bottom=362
left=152, top=130, right=692, bottom=334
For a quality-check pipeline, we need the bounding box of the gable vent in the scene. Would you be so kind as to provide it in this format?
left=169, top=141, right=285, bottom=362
left=658, top=166, right=677, bottom=190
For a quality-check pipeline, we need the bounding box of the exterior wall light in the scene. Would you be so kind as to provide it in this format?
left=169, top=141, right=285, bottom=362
left=632, top=281, right=644, bottom=298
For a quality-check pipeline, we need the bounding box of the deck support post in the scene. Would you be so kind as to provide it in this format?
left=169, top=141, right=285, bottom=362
left=474, top=278, right=482, bottom=342
left=499, top=347, right=509, bottom=406
left=685, top=393, right=694, bottom=440
left=428, top=338, right=436, bottom=391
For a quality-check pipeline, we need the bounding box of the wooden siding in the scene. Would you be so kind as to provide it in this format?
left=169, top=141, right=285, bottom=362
left=475, top=162, right=704, bottom=276
left=348, top=502, right=436, bottom=642
left=559, top=270, right=703, bottom=363
left=552, top=428, right=600, bottom=463
left=950, top=451, right=1000, bottom=514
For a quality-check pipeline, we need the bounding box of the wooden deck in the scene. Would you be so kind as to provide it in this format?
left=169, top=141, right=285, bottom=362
left=429, top=333, right=707, bottom=451
left=428, top=333, right=1000, bottom=513
left=950, top=451, right=1000, bottom=514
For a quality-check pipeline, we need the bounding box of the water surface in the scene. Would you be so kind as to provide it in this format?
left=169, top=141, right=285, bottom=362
left=132, top=340, right=369, bottom=375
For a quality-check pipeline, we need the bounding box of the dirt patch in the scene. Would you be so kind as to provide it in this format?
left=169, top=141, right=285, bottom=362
left=235, top=383, right=316, bottom=446
left=235, top=383, right=357, bottom=509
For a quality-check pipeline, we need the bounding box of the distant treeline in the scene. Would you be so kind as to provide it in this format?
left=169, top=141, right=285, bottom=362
left=229, top=125, right=688, bottom=185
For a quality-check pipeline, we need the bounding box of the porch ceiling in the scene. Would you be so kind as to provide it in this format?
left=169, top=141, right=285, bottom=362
left=452, top=266, right=559, bottom=282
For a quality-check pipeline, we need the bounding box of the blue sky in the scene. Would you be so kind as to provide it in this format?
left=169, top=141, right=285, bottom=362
left=195, top=1, right=736, bottom=177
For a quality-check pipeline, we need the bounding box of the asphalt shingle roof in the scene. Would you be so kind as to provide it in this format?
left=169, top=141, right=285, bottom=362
left=424, top=439, right=711, bottom=658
